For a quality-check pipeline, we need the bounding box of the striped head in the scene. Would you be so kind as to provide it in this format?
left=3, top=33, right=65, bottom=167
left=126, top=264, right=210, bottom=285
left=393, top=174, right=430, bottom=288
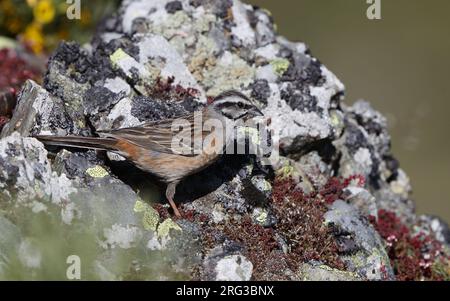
left=210, top=90, right=263, bottom=121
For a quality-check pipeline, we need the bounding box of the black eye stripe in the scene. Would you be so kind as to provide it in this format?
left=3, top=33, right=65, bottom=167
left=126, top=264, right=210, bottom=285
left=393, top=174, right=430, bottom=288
left=217, top=101, right=252, bottom=109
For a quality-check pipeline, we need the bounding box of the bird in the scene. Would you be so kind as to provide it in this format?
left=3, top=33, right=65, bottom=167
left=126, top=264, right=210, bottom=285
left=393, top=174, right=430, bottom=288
left=36, top=90, right=264, bottom=217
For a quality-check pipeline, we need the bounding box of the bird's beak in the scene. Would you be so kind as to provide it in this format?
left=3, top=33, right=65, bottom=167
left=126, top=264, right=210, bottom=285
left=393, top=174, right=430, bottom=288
left=249, top=106, right=264, bottom=117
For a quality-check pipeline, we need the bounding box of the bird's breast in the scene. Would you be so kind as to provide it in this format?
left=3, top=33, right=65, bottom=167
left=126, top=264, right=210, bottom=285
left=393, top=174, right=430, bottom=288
left=136, top=149, right=220, bottom=183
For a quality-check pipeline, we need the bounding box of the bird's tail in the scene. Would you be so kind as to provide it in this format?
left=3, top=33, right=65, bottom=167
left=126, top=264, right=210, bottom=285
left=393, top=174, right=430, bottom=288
left=35, top=135, right=118, bottom=152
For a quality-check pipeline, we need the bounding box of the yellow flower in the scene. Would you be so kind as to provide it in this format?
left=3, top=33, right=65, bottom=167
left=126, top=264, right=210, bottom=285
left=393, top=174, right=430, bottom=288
left=22, top=22, right=45, bottom=54
left=33, top=0, right=55, bottom=24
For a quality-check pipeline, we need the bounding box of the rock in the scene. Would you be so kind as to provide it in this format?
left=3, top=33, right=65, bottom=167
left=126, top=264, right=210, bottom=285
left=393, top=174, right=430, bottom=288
left=324, top=200, right=395, bottom=280
left=99, top=0, right=344, bottom=152
left=0, top=132, right=77, bottom=213
left=201, top=245, right=253, bottom=281
left=298, top=261, right=362, bottom=281
left=215, top=254, right=253, bottom=281
left=416, top=215, right=450, bottom=246
left=1, top=80, right=72, bottom=138
left=335, top=101, right=416, bottom=223
left=0, top=215, right=21, bottom=277
left=342, top=186, right=378, bottom=217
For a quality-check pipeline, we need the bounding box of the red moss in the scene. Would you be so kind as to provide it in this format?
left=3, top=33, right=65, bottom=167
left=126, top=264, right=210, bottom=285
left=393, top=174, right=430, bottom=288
left=152, top=203, right=171, bottom=220
left=180, top=208, right=196, bottom=222
left=0, top=48, right=40, bottom=96
left=0, top=48, right=41, bottom=131
left=223, top=216, right=281, bottom=279
left=371, top=209, right=450, bottom=281
left=318, top=175, right=365, bottom=204
left=190, top=175, right=365, bottom=279
left=272, top=177, right=345, bottom=270
left=343, top=174, right=366, bottom=187
left=169, top=174, right=366, bottom=279
left=149, top=76, right=199, bottom=100
left=319, top=177, right=348, bottom=204
left=178, top=206, right=209, bottom=223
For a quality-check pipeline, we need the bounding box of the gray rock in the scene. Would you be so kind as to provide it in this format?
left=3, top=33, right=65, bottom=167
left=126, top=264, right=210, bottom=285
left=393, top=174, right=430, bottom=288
left=324, top=200, right=395, bottom=280
left=416, top=215, right=450, bottom=246
left=201, top=245, right=253, bottom=281
left=1, top=80, right=72, bottom=138
left=298, top=261, right=362, bottom=281
left=215, top=254, right=253, bottom=281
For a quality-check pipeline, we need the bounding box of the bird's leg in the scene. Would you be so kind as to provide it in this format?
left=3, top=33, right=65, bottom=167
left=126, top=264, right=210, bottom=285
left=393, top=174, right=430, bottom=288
left=166, top=181, right=181, bottom=217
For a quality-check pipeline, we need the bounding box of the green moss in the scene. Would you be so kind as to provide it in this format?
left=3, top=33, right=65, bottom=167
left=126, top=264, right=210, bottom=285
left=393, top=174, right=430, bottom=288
left=270, top=58, right=290, bottom=76
left=86, top=166, right=109, bottom=178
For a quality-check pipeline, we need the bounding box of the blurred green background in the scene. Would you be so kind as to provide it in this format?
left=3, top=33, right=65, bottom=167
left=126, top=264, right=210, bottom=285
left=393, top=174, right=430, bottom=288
left=247, top=0, right=450, bottom=221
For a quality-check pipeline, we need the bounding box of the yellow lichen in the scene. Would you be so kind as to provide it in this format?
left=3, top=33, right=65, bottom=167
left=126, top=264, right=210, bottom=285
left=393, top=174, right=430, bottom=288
left=157, top=218, right=182, bottom=238
left=86, top=165, right=109, bottom=178
left=134, top=200, right=160, bottom=231
left=270, top=58, right=290, bottom=76
left=255, top=210, right=268, bottom=225
left=110, top=48, right=129, bottom=67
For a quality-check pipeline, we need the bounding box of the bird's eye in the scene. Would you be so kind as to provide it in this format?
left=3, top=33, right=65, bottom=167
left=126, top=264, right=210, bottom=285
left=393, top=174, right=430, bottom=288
left=238, top=102, right=244, bottom=108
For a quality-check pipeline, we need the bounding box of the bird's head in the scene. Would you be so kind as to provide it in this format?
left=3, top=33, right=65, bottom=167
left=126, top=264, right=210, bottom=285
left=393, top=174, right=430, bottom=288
left=210, top=90, right=264, bottom=121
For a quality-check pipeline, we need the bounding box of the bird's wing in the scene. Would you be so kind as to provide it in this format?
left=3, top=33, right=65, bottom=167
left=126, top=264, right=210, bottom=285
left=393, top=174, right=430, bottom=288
left=98, top=113, right=214, bottom=157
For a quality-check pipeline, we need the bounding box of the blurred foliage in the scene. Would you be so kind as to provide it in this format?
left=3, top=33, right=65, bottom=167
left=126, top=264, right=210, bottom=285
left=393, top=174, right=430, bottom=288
left=0, top=0, right=120, bottom=54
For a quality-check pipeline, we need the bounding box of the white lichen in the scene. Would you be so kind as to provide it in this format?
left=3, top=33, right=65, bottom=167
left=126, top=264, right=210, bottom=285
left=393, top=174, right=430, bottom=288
left=215, top=255, right=253, bottom=281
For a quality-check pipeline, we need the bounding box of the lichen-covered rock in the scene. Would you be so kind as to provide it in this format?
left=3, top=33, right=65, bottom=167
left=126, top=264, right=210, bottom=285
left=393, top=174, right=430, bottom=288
left=1, top=80, right=72, bottom=138
left=0, top=0, right=449, bottom=281
left=0, top=133, right=197, bottom=280
left=298, top=261, right=362, bottom=281
left=91, top=0, right=345, bottom=153
left=201, top=246, right=253, bottom=281
left=324, top=200, right=395, bottom=280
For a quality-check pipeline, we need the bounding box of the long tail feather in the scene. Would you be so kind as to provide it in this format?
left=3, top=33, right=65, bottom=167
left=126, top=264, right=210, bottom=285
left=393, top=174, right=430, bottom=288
left=35, top=135, right=118, bottom=151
